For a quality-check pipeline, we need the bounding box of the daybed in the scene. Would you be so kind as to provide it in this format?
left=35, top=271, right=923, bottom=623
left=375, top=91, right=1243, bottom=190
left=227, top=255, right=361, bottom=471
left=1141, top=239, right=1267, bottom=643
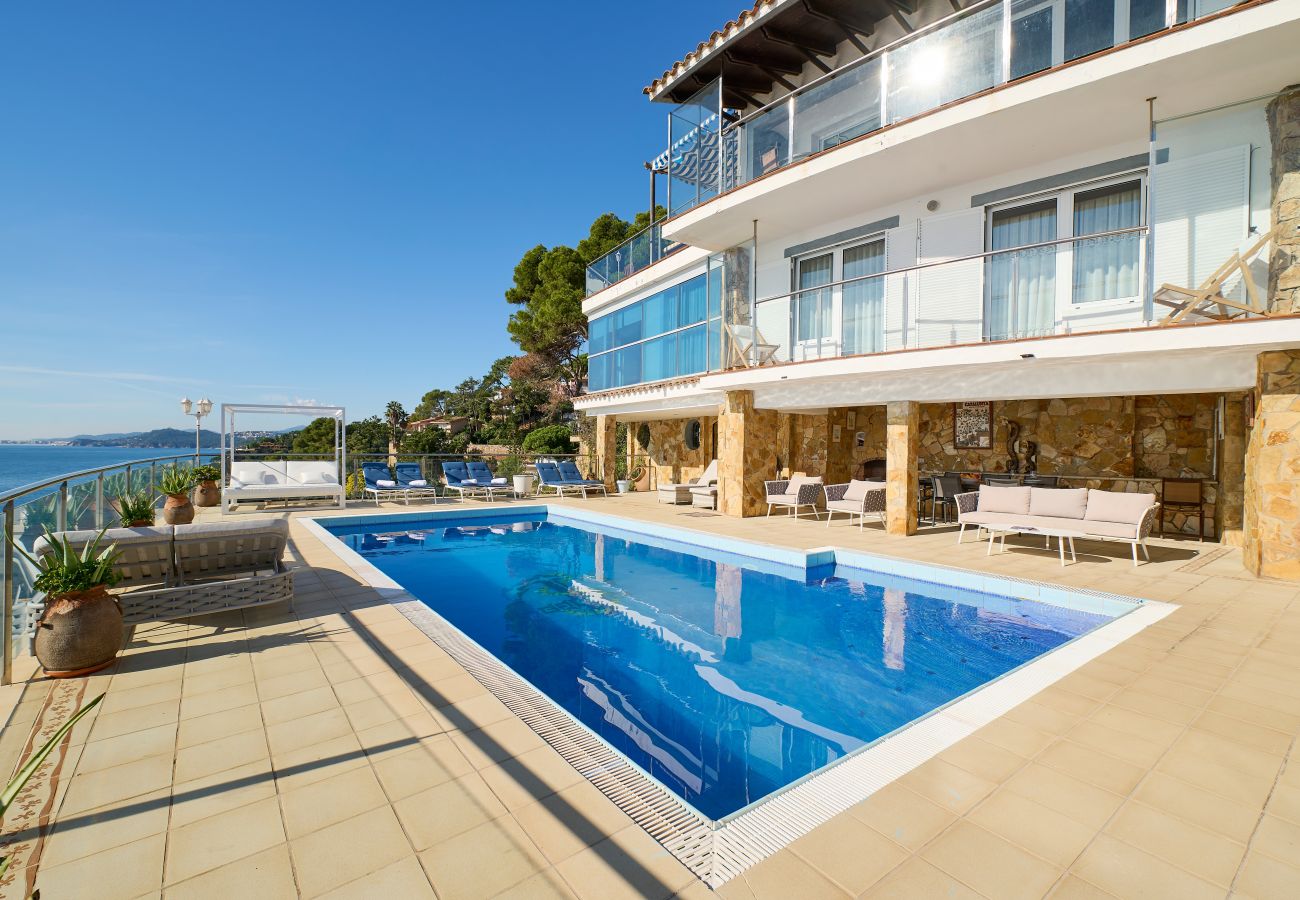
left=955, top=485, right=1158, bottom=565
left=658, top=460, right=717, bottom=505
left=36, top=520, right=293, bottom=623
left=824, top=480, right=887, bottom=528
left=223, top=461, right=344, bottom=513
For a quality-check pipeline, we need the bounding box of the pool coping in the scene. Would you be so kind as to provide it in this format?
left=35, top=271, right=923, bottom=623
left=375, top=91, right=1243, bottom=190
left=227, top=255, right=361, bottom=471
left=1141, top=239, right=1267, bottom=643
left=301, top=504, right=1176, bottom=888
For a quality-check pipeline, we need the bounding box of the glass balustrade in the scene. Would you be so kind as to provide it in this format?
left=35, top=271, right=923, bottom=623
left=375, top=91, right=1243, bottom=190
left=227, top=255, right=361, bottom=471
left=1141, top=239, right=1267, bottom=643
left=585, top=223, right=681, bottom=296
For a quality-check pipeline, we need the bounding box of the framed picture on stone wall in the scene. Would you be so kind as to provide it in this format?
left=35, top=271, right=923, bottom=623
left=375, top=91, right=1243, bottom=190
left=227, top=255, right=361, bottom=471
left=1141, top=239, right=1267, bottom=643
left=953, top=401, right=993, bottom=450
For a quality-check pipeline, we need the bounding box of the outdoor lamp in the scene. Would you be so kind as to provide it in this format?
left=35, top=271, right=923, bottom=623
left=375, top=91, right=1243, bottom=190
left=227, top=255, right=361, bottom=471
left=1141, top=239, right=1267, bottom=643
left=181, top=397, right=193, bottom=415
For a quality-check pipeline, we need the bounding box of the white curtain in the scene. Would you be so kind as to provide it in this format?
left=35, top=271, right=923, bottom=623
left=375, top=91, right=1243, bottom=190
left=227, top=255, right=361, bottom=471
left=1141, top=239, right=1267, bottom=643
left=843, top=240, right=885, bottom=354
left=797, top=253, right=833, bottom=344
left=1072, top=182, right=1141, bottom=303
left=986, top=201, right=1057, bottom=340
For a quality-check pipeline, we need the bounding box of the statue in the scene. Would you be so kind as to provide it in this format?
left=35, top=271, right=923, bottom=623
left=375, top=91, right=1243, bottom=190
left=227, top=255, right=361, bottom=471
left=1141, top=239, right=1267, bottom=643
left=1005, top=420, right=1021, bottom=474
left=1024, top=440, right=1039, bottom=476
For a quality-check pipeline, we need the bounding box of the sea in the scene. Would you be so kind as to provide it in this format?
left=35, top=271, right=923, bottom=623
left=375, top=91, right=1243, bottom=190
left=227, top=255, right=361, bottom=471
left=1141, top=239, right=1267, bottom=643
left=0, top=445, right=201, bottom=496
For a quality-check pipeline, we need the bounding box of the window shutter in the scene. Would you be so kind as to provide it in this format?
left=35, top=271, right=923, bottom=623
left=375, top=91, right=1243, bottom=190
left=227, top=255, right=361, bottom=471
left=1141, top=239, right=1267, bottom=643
left=1151, top=145, right=1250, bottom=300
left=916, top=208, right=987, bottom=347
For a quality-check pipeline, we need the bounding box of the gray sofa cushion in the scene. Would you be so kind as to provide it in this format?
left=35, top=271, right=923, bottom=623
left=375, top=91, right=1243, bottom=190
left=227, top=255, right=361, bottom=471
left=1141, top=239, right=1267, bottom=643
left=1029, top=487, right=1088, bottom=519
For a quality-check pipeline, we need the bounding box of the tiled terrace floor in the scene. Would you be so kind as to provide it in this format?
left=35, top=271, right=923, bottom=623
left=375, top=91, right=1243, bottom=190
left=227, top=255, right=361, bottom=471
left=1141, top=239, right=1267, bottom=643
left=2, top=493, right=1299, bottom=899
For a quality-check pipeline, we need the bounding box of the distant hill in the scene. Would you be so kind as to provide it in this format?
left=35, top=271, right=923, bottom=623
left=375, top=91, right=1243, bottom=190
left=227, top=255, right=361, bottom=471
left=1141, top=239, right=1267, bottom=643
left=71, top=428, right=222, bottom=448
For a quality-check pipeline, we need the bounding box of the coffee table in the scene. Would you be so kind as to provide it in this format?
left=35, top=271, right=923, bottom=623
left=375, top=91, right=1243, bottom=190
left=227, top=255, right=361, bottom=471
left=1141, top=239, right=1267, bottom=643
left=983, top=522, right=1084, bottom=566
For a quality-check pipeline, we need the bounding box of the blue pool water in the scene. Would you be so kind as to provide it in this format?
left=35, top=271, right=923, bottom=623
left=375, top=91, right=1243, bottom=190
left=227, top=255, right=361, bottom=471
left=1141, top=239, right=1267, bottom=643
left=326, top=513, right=1113, bottom=819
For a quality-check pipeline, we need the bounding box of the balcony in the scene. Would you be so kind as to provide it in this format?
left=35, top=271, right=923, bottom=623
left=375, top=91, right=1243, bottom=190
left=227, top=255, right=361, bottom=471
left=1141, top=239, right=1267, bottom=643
left=585, top=222, right=682, bottom=296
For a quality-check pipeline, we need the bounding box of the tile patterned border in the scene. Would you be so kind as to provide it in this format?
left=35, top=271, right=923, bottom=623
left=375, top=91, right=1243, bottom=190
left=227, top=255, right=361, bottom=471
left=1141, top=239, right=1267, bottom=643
left=302, top=506, right=1175, bottom=887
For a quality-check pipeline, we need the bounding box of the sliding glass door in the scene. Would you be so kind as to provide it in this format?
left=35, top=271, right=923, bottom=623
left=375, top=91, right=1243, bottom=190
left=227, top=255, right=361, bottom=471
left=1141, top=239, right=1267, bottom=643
left=842, top=240, right=886, bottom=355
left=986, top=200, right=1057, bottom=340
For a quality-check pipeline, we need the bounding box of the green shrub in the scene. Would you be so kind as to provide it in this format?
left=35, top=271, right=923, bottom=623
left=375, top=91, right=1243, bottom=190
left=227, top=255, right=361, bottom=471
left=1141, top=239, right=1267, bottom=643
left=156, top=464, right=195, bottom=497
left=192, top=464, right=221, bottom=482
left=116, top=490, right=156, bottom=526
left=521, top=424, right=573, bottom=455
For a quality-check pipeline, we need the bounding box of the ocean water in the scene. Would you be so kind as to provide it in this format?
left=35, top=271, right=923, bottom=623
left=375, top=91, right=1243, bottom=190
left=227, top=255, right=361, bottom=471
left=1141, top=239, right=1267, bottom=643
left=327, top=512, right=1112, bottom=819
left=0, top=445, right=200, bottom=496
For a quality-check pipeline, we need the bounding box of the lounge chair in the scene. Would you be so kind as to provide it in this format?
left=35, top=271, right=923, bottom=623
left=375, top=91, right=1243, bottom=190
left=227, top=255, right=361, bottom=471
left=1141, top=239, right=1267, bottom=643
left=536, top=462, right=587, bottom=498
left=726, top=323, right=780, bottom=368
left=362, top=462, right=409, bottom=506
left=557, top=460, right=608, bottom=498
left=658, top=460, right=717, bottom=505
left=765, top=475, right=823, bottom=519
left=824, top=480, right=886, bottom=528
left=442, top=461, right=495, bottom=500
left=395, top=462, right=442, bottom=502
left=466, top=460, right=512, bottom=500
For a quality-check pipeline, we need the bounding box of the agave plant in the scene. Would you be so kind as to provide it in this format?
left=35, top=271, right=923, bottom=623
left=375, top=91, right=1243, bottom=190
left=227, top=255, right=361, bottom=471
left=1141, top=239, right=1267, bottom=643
left=155, top=464, right=195, bottom=498
left=115, top=490, right=156, bottom=527
left=11, top=528, right=121, bottom=597
left=0, top=693, right=104, bottom=879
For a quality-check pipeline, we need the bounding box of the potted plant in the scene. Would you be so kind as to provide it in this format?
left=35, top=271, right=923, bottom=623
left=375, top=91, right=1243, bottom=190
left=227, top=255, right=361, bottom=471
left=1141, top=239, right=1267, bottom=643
left=192, top=464, right=222, bottom=508
left=13, top=529, right=123, bottom=677
left=115, top=490, right=156, bottom=527
left=157, top=464, right=196, bottom=525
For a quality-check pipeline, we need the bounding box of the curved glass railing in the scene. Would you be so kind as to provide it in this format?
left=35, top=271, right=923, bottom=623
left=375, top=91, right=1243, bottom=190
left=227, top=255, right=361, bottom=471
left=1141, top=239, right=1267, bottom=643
left=586, top=223, right=682, bottom=296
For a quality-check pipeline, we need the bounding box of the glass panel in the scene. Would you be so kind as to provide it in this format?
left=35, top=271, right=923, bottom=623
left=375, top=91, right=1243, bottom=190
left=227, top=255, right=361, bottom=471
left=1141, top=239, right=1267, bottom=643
left=796, top=253, right=833, bottom=343
left=842, top=240, right=886, bottom=355
left=986, top=200, right=1058, bottom=340
left=643, top=334, right=678, bottom=382
left=589, top=315, right=612, bottom=354
left=708, top=261, right=722, bottom=319
left=741, top=100, right=791, bottom=184
left=668, top=79, right=723, bottom=217
left=1129, top=0, right=1167, bottom=38
left=679, top=325, right=707, bottom=376
left=1010, top=1, right=1054, bottom=80
left=613, top=345, right=642, bottom=388
left=644, top=286, right=678, bottom=337
left=588, top=353, right=611, bottom=392
left=1072, top=181, right=1141, bottom=303
left=679, top=274, right=707, bottom=325
left=792, top=58, right=882, bottom=162
left=613, top=304, right=643, bottom=348
left=1064, top=0, right=1115, bottom=62
left=887, top=4, right=1003, bottom=124
left=707, top=317, right=722, bottom=371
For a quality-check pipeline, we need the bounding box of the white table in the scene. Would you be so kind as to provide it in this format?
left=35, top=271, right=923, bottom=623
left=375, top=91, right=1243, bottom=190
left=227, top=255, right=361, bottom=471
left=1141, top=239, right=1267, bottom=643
left=983, top=523, right=1084, bottom=566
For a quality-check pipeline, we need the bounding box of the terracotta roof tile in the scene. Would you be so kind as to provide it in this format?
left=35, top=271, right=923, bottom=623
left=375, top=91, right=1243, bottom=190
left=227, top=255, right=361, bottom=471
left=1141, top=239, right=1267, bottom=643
left=643, top=0, right=779, bottom=100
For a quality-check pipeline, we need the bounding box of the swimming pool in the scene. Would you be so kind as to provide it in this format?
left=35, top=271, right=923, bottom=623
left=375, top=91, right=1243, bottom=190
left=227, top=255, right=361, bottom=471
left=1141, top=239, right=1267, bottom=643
left=321, top=509, right=1120, bottom=820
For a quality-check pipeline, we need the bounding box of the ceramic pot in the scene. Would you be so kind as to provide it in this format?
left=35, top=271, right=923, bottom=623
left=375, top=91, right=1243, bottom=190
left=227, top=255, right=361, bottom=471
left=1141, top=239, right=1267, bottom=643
left=34, top=585, right=124, bottom=677
left=162, top=493, right=195, bottom=525
left=194, top=480, right=220, bottom=508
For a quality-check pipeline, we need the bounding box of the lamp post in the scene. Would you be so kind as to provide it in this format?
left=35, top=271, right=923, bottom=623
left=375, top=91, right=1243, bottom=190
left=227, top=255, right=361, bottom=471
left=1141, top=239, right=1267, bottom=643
left=180, top=396, right=213, bottom=460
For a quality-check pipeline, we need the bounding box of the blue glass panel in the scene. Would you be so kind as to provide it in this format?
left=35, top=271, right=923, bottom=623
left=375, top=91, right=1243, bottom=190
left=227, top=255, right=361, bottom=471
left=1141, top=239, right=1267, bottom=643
left=708, top=318, right=721, bottom=372
left=588, top=353, right=611, bottom=392
left=644, top=287, right=678, bottom=337
left=613, top=345, right=642, bottom=387
left=589, top=315, right=612, bottom=355
left=679, top=324, right=706, bottom=376
left=613, top=304, right=643, bottom=348
left=643, top=334, right=678, bottom=382
left=679, top=274, right=707, bottom=325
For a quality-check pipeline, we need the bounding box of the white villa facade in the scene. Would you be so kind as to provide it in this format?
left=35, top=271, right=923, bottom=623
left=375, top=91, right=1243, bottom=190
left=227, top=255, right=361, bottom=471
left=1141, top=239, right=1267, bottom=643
left=576, top=0, right=1300, bottom=579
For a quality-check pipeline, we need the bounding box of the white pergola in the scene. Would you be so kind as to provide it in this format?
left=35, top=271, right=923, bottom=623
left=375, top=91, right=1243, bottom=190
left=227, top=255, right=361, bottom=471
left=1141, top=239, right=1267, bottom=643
left=220, top=403, right=347, bottom=507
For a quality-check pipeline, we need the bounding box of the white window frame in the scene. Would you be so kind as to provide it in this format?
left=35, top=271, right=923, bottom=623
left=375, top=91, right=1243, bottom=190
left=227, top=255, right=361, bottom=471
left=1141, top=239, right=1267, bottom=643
left=984, top=171, right=1147, bottom=322
left=790, top=233, right=889, bottom=360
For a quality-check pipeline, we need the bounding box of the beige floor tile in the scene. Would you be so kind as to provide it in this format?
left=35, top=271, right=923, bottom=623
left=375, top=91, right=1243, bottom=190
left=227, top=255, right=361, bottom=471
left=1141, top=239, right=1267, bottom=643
left=1001, top=764, right=1125, bottom=830
left=1129, top=770, right=1261, bottom=843
left=1104, top=801, right=1245, bottom=887
left=788, top=812, right=908, bottom=895
left=739, top=849, right=850, bottom=899
left=173, top=728, right=270, bottom=784
left=259, top=684, right=339, bottom=726
left=40, top=789, right=171, bottom=869
left=280, top=764, right=389, bottom=839
left=288, top=805, right=412, bottom=897
left=393, top=772, right=507, bottom=850
left=938, top=736, right=1027, bottom=783
left=315, top=855, right=436, bottom=900
left=553, top=825, right=703, bottom=900
left=1069, top=833, right=1223, bottom=900
left=257, top=666, right=331, bottom=701
left=1064, top=718, right=1168, bottom=768
left=478, top=744, right=585, bottom=811
left=859, top=857, right=983, bottom=900
left=32, top=832, right=166, bottom=900
left=371, top=735, right=473, bottom=801
left=921, top=820, right=1061, bottom=900
left=60, top=752, right=175, bottom=816
left=1250, top=814, right=1300, bottom=866
left=175, top=703, right=263, bottom=749
left=849, top=782, right=956, bottom=852
left=169, top=757, right=278, bottom=830
left=89, top=699, right=180, bottom=742
left=897, top=758, right=996, bottom=816
left=424, top=672, right=490, bottom=708
left=75, top=722, right=177, bottom=774
left=449, top=716, right=547, bottom=770
left=164, top=843, right=297, bottom=900
left=1037, top=739, right=1146, bottom=796
left=164, top=795, right=286, bottom=885
left=493, top=868, right=578, bottom=900
left=419, top=816, right=549, bottom=900
left=1047, top=875, right=1120, bottom=899
left=97, top=679, right=183, bottom=716
left=968, top=788, right=1097, bottom=868
left=265, top=706, right=355, bottom=757
left=179, top=681, right=259, bottom=720
left=1265, top=782, right=1300, bottom=825
left=1233, top=849, right=1300, bottom=900
left=513, top=781, right=635, bottom=864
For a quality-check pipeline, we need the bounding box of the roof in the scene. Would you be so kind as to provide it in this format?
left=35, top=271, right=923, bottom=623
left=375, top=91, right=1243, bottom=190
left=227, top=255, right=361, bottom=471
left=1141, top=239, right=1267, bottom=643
left=643, top=0, right=899, bottom=107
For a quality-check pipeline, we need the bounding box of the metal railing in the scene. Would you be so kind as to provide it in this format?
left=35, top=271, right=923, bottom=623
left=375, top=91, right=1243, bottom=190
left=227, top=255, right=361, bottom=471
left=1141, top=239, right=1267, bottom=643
left=586, top=222, right=683, bottom=296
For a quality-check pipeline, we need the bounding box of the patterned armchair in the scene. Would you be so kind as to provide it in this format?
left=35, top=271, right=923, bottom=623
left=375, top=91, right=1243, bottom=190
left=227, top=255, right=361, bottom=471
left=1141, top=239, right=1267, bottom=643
left=824, top=481, right=887, bottom=529
left=764, top=476, right=823, bottom=520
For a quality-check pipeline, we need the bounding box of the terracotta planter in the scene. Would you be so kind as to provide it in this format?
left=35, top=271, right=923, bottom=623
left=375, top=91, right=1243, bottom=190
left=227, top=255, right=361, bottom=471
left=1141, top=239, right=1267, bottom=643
left=162, top=493, right=195, bottom=525
left=194, top=480, right=221, bottom=508
left=34, top=585, right=124, bottom=677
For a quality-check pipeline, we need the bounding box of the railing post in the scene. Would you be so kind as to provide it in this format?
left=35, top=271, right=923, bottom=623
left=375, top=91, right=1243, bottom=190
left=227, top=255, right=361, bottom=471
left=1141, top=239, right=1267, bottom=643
left=1011, top=253, right=1021, bottom=340
left=150, top=461, right=157, bottom=493
left=57, top=481, right=68, bottom=533
left=95, top=472, right=105, bottom=530
left=125, top=465, right=133, bottom=494
left=3, top=500, right=14, bottom=686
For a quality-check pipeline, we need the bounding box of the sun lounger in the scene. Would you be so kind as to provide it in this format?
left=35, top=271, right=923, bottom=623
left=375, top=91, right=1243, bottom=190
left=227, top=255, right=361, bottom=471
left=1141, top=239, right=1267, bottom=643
left=395, top=463, right=442, bottom=501
left=465, top=461, right=511, bottom=500
left=535, top=462, right=587, bottom=498
left=557, top=460, right=608, bottom=498
left=363, top=462, right=409, bottom=505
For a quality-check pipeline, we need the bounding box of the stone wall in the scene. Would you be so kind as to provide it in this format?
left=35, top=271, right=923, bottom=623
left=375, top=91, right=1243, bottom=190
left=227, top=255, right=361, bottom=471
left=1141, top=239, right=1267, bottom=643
left=1244, top=350, right=1300, bottom=580
left=1267, top=85, right=1300, bottom=315
left=635, top=417, right=717, bottom=487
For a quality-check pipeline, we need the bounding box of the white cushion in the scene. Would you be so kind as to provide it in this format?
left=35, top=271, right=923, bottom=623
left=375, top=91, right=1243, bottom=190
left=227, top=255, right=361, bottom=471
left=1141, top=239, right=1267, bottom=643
left=1029, top=487, right=1088, bottom=519
left=376, top=479, right=397, bottom=488
left=844, top=479, right=882, bottom=502
left=491, top=478, right=508, bottom=485
left=786, top=475, right=822, bottom=495
left=228, top=477, right=245, bottom=489
left=1084, top=490, right=1156, bottom=526
left=298, top=472, right=329, bottom=485
left=978, top=485, right=1032, bottom=514
left=409, top=479, right=428, bottom=487
left=234, top=470, right=265, bottom=485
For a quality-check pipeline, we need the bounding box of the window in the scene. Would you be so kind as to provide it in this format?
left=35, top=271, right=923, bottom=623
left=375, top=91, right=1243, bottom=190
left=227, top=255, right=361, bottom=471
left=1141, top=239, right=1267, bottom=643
left=986, top=199, right=1057, bottom=340
left=1009, top=0, right=1173, bottom=81
left=1072, top=180, right=1141, bottom=303
left=842, top=240, right=886, bottom=355
left=789, top=235, right=888, bottom=359
left=684, top=419, right=702, bottom=451
left=795, top=253, right=833, bottom=344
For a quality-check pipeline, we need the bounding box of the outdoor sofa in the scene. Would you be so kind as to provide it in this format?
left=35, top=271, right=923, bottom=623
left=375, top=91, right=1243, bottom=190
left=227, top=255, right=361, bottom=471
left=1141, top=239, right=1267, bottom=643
left=658, top=460, right=717, bottom=505
left=824, top=479, right=887, bottom=528
left=955, top=485, right=1158, bottom=565
left=764, top=475, right=824, bottom=519
left=223, top=461, right=344, bottom=512
left=35, top=520, right=292, bottom=623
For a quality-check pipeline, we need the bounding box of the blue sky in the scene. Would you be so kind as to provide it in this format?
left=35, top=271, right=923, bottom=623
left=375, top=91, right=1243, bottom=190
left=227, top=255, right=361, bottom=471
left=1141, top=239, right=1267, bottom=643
left=0, top=0, right=739, bottom=439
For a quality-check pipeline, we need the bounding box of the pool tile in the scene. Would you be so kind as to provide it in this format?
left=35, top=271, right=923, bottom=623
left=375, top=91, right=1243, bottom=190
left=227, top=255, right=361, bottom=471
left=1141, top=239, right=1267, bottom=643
left=787, top=812, right=908, bottom=895
left=921, top=820, right=1061, bottom=900
left=849, top=782, right=956, bottom=852
left=419, top=816, right=549, bottom=900
left=967, top=788, right=1097, bottom=868
left=288, top=806, right=413, bottom=897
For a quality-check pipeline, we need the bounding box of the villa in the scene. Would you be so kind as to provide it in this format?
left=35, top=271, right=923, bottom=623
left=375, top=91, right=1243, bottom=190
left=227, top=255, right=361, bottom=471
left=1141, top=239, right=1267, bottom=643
left=3, top=2, right=1300, bottom=899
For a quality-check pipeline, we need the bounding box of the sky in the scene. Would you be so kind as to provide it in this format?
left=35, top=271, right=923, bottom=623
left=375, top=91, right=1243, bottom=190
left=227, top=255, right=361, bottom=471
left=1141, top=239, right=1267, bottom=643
left=0, top=0, right=740, bottom=439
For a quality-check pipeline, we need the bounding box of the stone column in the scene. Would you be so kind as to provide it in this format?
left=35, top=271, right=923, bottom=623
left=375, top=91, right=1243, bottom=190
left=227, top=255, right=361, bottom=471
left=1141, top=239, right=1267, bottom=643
left=1243, top=351, right=1300, bottom=580
left=594, top=415, right=618, bottom=490
left=885, top=401, right=919, bottom=536
left=1267, top=85, right=1300, bottom=315
left=718, top=390, right=779, bottom=517
left=1217, top=393, right=1247, bottom=545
